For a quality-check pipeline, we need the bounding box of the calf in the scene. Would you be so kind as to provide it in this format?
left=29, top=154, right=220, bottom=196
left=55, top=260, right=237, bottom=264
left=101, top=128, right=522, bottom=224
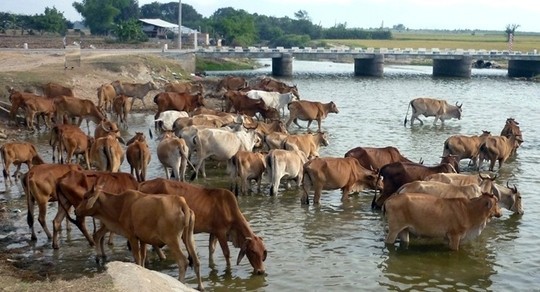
left=97, top=83, right=116, bottom=112
left=228, top=151, right=267, bottom=196
left=384, top=193, right=502, bottom=250
left=112, top=94, right=130, bottom=126
left=266, top=149, right=308, bottom=196
left=75, top=186, right=203, bottom=290
left=286, top=100, right=339, bottom=132
left=138, top=178, right=267, bottom=275
left=1, top=142, right=45, bottom=185
left=126, top=132, right=151, bottom=182
left=157, top=131, right=193, bottom=181
left=53, top=170, right=139, bottom=249
left=302, top=157, right=382, bottom=204
left=53, top=124, right=93, bottom=169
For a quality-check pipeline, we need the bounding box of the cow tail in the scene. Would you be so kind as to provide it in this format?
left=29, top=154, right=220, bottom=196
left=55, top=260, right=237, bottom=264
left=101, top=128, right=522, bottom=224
left=403, top=100, right=412, bottom=127
left=0, top=145, right=7, bottom=180
left=266, top=153, right=276, bottom=196
left=231, top=154, right=240, bottom=196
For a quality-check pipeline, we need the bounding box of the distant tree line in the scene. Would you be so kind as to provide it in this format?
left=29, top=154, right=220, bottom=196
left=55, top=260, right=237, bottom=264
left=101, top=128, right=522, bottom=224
left=1, top=1, right=394, bottom=46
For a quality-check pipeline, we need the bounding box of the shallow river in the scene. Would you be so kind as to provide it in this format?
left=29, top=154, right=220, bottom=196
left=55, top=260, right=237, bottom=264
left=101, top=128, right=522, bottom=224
left=1, top=59, right=539, bottom=291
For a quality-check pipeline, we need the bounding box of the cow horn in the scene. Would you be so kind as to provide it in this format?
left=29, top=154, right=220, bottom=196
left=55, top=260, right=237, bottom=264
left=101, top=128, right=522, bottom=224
left=479, top=173, right=487, bottom=180
left=100, top=120, right=110, bottom=132
left=512, top=184, right=518, bottom=193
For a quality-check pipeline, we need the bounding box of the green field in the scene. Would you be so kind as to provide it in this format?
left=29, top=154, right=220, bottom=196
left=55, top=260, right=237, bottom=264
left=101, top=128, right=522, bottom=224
left=327, top=31, right=540, bottom=52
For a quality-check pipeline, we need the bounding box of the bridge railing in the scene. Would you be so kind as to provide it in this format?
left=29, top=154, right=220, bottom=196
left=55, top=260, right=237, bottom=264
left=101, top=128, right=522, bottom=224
left=197, top=46, right=539, bottom=56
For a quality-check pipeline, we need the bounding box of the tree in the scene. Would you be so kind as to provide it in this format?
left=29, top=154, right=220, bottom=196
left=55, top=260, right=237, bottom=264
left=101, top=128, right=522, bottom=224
left=34, top=7, right=67, bottom=35
left=294, top=10, right=310, bottom=21
left=505, top=24, right=520, bottom=42
left=210, top=8, right=256, bottom=46
left=73, top=0, right=138, bottom=35
left=113, top=19, right=147, bottom=42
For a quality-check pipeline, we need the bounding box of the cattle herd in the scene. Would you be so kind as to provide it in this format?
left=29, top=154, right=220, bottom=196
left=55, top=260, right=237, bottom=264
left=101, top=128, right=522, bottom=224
left=0, top=76, right=525, bottom=290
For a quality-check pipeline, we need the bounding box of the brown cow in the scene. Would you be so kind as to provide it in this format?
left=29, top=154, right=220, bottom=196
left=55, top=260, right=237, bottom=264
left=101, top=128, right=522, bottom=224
left=23, top=163, right=84, bottom=240
left=153, top=92, right=205, bottom=119
left=53, top=169, right=139, bottom=249
left=164, top=81, right=203, bottom=95
left=111, top=80, right=158, bottom=108
left=403, top=97, right=462, bottom=126
left=94, top=119, right=122, bottom=141
left=7, top=88, right=50, bottom=129
left=244, top=120, right=288, bottom=137
left=1, top=142, right=44, bottom=185
left=384, top=193, right=502, bottom=250
left=228, top=151, right=267, bottom=196
left=20, top=95, right=56, bottom=131
left=97, top=83, right=116, bottom=112
left=500, top=118, right=523, bottom=152
left=286, top=100, right=339, bottom=131
left=344, top=146, right=415, bottom=171
left=126, top=132, right=151, bottom=182
left=442, top=131, right=491, bottom=168
left=112, top=94, right=130, bottom=125
left=216, top=76, right=248, bottom=91
left=224, top=90, right=270, bottom=118
left=301, top=157, right=382, bottom=204
left=75, top=186, right=203, bottom=290
left=478, top=135, right=521, bottom=171
left=257, top=76, right=299, bottom=97
left=55, top=96, right=106, bottom=128
left=283, top=131, right=329, bottom=158
left=138, top=178, right=267, bottom=275
left=43, top=82, right=74, bottom=98
left=373, top=161, right=457, bottom=208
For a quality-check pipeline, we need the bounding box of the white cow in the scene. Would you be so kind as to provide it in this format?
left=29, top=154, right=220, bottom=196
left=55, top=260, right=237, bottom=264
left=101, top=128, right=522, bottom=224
left=154, top=110, right=189, bottom=131
left=191, top=127, right=262, bottom=180
left=247, top=90, right=299, bottom=116
left=266, top=149, right=309, bottom=196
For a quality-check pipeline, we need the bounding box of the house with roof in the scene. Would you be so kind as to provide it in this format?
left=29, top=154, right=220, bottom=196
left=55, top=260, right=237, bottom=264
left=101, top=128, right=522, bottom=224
left=139, top=18, right=208, bottom=46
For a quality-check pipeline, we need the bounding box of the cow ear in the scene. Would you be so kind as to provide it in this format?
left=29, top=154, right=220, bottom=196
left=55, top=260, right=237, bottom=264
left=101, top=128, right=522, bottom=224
left=236, top=238, right=250, bottom=265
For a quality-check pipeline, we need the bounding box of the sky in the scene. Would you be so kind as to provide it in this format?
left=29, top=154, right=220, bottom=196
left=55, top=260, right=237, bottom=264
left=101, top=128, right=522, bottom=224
left=2, top=0, right=540, bottom=32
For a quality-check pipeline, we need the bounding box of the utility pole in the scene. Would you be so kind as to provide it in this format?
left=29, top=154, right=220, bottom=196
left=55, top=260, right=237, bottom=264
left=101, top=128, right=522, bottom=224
left=177, top=0, right=182, bottom=49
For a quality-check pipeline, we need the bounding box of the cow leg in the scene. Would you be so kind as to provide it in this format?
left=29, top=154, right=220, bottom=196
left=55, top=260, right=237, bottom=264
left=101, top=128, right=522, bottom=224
left=179, top=157, right=188, bottom=182
left=107, top=232, right=115, bottom=245
left=340, top=187, right=351, bottom=202
left=498, top=158, right=504, bottom=171
left=128, top=237, right=142, bottom=265
left=216, top=233, right=232, bottom=267
left=93, top=225, right=109, bottom=264
left=52, top=200, right=68, bottom=249
left=447, top=233, right=461, bottom=251
left=140, top=242, right=147, bottom=267
left=313, top=186, right=322, bottom=204
left=168, top=239, right=189, bottom=283
left=37, top=202, right=52, bottom=239
left=489, top=159, right=496, bottom=172
left=317, top=119, right=322, bottom=132
left=398, top=230, right=409, bottom=245
left=27, top=196, right=37, bottom=240
left=163, top=165, right=171, bottom=179
left=208, top=233, right=218, bottom=265
left=293, top=119, right=303, bottom=129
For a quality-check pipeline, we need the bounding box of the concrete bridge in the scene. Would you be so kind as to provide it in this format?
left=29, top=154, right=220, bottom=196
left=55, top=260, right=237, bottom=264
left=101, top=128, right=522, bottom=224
left=195, top=46, right=540, bottom=78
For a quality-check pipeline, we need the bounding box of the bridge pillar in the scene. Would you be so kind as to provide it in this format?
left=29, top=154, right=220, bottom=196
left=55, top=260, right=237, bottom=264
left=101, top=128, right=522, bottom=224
left=508, top=60, right=540, bottom=78
left=272, top=53, right=293, bottom=76
left=432, top=56, right=472, bottom=77
left=354, top=54, right=384, bottom=77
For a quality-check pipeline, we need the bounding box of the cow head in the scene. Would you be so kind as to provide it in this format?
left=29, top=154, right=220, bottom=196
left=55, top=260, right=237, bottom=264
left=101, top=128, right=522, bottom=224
left=329, top=101, right=339, bottom=114
left=237, top=236, right=267, bottom=275
left=495, top=182, right=524, bottom=215
left=75, top=182, right=104, bottom=217
left=440, top=154, right=460, bottom=173
left=481, top=193, right=503, bottom=219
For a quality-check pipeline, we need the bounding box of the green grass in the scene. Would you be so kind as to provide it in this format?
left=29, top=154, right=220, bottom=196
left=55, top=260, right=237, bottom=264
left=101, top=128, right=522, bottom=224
left=326, top=31, right=540, bottom=52
left=196, top=57, right=258, bottom=71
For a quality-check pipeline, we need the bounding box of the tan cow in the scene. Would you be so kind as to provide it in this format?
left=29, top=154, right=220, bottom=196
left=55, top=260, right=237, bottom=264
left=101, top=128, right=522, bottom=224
left=283, top=131, right=329, bottom=158
left=19, top=95, right=56, bottom=131
left=384, top=193, right=502, bottom=250
left=157, top=131, right=193, bottom=181
left=96, top=83, right=116, bottom=112
left=111, top=80, right=159, bottom=108
left=75, top=186, right=203, bottom=290
left=7, top=88, right=51, bottom=129
left=53, top=169, right=139, bottom=249
left=138, top=178, right=267, bottom=275
left=42, top=82, right=74, bottom=98
left=90, top=132, right=124, bottom=172
left=228, top=151, right=267, bottom=196
left=264, top=132, right=289, bottom=150
left=53, top=124, right=93, bottom=169
left=23, top=163, right=84, bottom=240
left=403, top=97, right=462, bottom=126
left=126, top=132, right=151, bottom=182
left=301, top=157, right=382, bottom=204
left=478, top=135, right=520, bottom=171
left=1, top=142, right=45, bottom=185
left=442, top=131, right=491, bottom=167
left=286, top=100, right=339, bottom=131
left=266, top=149, right=309, bottom=196
left=396, top=180, right=483, bottom=199
left=500, top=118, right=523, bottom=153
